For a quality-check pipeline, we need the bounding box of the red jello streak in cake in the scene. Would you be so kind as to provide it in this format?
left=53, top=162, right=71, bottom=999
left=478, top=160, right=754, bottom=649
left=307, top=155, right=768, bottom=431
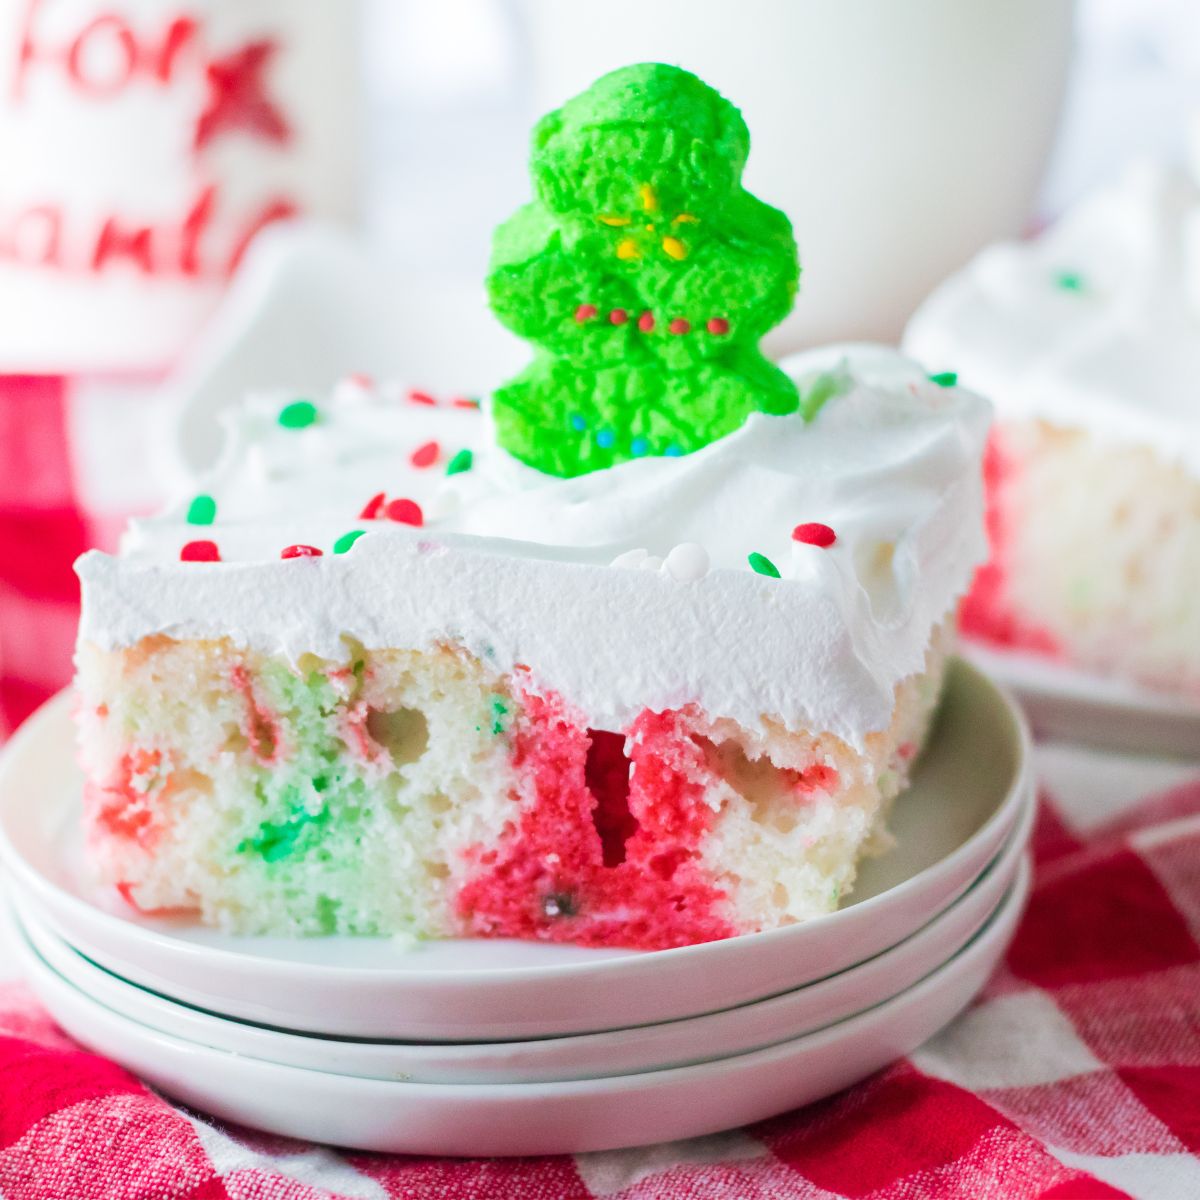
left=115, top=880, right=198, bottom=918
left=229, top=665, right=285, bottom=764
left=455, top=686, right=735, bottom=950
left=960, top=430, right=1061, bottom=656
left=86, top=747, right=166, bottom=848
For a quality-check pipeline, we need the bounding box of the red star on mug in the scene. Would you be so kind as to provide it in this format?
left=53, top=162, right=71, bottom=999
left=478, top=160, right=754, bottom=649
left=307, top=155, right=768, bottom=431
left=194, top=40, right=291, bottom=153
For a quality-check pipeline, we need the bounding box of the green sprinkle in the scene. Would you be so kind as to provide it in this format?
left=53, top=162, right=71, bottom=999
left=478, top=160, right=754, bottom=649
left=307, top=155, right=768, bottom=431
left=333, top=530, right=366, bottom=554
left=748, top=552, right=780, bottom=578
left=1055, top=270, right=1086, bottom=292
left=490, top=695, right=509, bottom=735
left=446, top=448, right=474, bottom=476
left=798, top=367, right=850, bottom=422
left=278, top=399, right=318, bottom=429
left=928, top=372, right=958, bottom=388
left=186, top=494, right=216, bottom=525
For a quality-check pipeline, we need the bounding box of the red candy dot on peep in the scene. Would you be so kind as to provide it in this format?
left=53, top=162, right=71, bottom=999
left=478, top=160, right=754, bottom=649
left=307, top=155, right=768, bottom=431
left=575, top=304, right=598, bottom=323
left=410, top=440, right=440, bottom=468
left=609, top=308, right=629, bottom=325
left=385, top=498, right=424, bottom=526
left=792, top=522, right=837, bottom=548
left=180, top=540, right=220, bottom=562
left=408, top=389, right=437, bottom=406
left=281, top=544, right=323, bottom=559
left=359, top=491, right=386, bottom=519
left=707, top=317, right=730, bottom=335
left=669, top=317, right=691, bottom=335
left=638, top=311, right=655, bottom=332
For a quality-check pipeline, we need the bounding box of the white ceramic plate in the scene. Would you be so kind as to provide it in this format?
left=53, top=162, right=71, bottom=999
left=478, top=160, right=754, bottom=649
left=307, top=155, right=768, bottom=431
left=963, top=641, right=1200, bottom=760
left=0, top=659, right=1031, bottom=1040
left=12, top=857, right=1029, bottom=1156
left=8, top=782, right=1031, bottom=1085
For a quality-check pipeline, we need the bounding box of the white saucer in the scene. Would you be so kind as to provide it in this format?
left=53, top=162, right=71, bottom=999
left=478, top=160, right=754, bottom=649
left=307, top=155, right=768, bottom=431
left=964, top=641, right=1200, bottom=760
left=0, top=660, right=1032, bottom=1040
left=8, top=780, right=1031, bottom=1085
left=12, top=857, right=1029, bottom=1156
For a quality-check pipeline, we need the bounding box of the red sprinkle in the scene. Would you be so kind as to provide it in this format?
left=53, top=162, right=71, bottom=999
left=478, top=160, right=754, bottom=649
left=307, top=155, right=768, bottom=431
left=410, top=440, right=440, bottom=468
left=707, top=317, right=730, bottom=335
left=609, top=308, right=629, bottom=325
left=638, top=311, right=655, bottom=332
left=281, top=544, right=323, bottom=559
left=385, top=498, right=424, bottom=526
left=452, top=396, right=481, bottom=409
left=408, top=389, right=438, bottom=406
left=575, top=304, right=598, bottom=323
left=792, top=522, right=837, bottom=548
left=669, top=318, right=691, bottom=335
left=180, top=540, right=220, bottom=562
left=359, top=491, right=386, bottom=519
left=346, top=372, right=374, bottom=388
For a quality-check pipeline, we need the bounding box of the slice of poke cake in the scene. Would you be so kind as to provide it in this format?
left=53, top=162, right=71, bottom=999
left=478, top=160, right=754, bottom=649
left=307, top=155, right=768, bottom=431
left=74, top=64, right=992, bottom=950
left=906, top=161, right=1200, bottom=702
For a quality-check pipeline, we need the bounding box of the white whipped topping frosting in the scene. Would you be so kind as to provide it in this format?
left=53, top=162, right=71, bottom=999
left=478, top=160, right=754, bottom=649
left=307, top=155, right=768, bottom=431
left=77, top=345, right=990, bottom=747
left=904, top=161, right=1200, bottom=479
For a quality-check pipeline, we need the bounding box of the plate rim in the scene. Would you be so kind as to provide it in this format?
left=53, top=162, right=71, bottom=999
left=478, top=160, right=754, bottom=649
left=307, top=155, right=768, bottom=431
left=11, top=855, right=1031, bottom=1098
left=6, top=792, right=1032, bottom=1078
left=0, top=657, right=1032, bottom=985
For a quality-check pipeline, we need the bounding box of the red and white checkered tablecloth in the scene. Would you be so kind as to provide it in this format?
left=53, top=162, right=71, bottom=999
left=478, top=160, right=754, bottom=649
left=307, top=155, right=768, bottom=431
left=2, top=376, right=1200, bottom=1199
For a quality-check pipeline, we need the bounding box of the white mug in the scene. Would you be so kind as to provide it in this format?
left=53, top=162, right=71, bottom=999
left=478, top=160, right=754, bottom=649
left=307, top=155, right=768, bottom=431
left=0, top=0, right=359, bottom=373
left=518, top=0, right=1075, bottom=350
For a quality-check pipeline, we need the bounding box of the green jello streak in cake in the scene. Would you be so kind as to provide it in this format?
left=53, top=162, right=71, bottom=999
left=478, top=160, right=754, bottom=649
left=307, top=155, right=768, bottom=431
left=239, top=794, right=333, bottom=863
left=490, top=695, right=509, bottom=735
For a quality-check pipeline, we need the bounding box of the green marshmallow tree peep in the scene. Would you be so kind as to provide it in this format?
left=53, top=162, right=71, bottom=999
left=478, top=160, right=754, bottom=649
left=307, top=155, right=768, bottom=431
left=487, top=63, right=801, bottom=477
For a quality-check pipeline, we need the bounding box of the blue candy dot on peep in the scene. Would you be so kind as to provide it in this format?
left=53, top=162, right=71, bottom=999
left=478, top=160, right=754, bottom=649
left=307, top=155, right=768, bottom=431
left=569, top=413, right=587, bottom=432
left=596, top=429, right=616, bottom=449
left=630, top=437, right=649, bottom=457
left=664, top=444, right=683, bottom=457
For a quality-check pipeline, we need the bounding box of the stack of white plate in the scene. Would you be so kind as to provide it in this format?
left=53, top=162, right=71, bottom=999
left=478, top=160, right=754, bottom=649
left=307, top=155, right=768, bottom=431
left=0, top=659, right=1033, bottom=1156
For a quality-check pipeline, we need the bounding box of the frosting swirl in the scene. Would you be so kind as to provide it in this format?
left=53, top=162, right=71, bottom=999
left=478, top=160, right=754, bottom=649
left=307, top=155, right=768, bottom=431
left=78, top=345, right=990, bottom=746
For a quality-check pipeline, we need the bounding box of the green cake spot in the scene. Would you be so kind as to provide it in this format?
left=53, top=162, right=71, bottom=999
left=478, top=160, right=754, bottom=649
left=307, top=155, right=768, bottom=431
left=186, top=494, right=216, bottom=525
left=490, top=695, right=509, bottom=735
left=486, top=63, right=801, bottom=477
left=314, top=894, right=342, bottom=934
left=333, top=530, right=366, bottom=554
left=240, top=807, right=328, bottom=863
left=748, top=552, right=780, bottom=578
left=928, top=372, right=958, bottom=388
left=278, top=399, right=318, bottom=429
left=446, top=448, right=473, bottom=475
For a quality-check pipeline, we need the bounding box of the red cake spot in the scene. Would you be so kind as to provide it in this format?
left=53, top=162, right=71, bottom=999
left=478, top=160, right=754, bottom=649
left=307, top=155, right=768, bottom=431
left=340, top=700, right=381, bottom=765
left=960, top=431, right=1061, bottom=655
left=790, top=763, right=840, bottom=794
left=230, top=665, right=283, bottom=764
left=584, top=730, right=637, bottom=867
left=455, top=687, right=736, bottom=950
left=115, top=881, right=198, bottom=918
left=86, top=748, right=166, bottom=848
